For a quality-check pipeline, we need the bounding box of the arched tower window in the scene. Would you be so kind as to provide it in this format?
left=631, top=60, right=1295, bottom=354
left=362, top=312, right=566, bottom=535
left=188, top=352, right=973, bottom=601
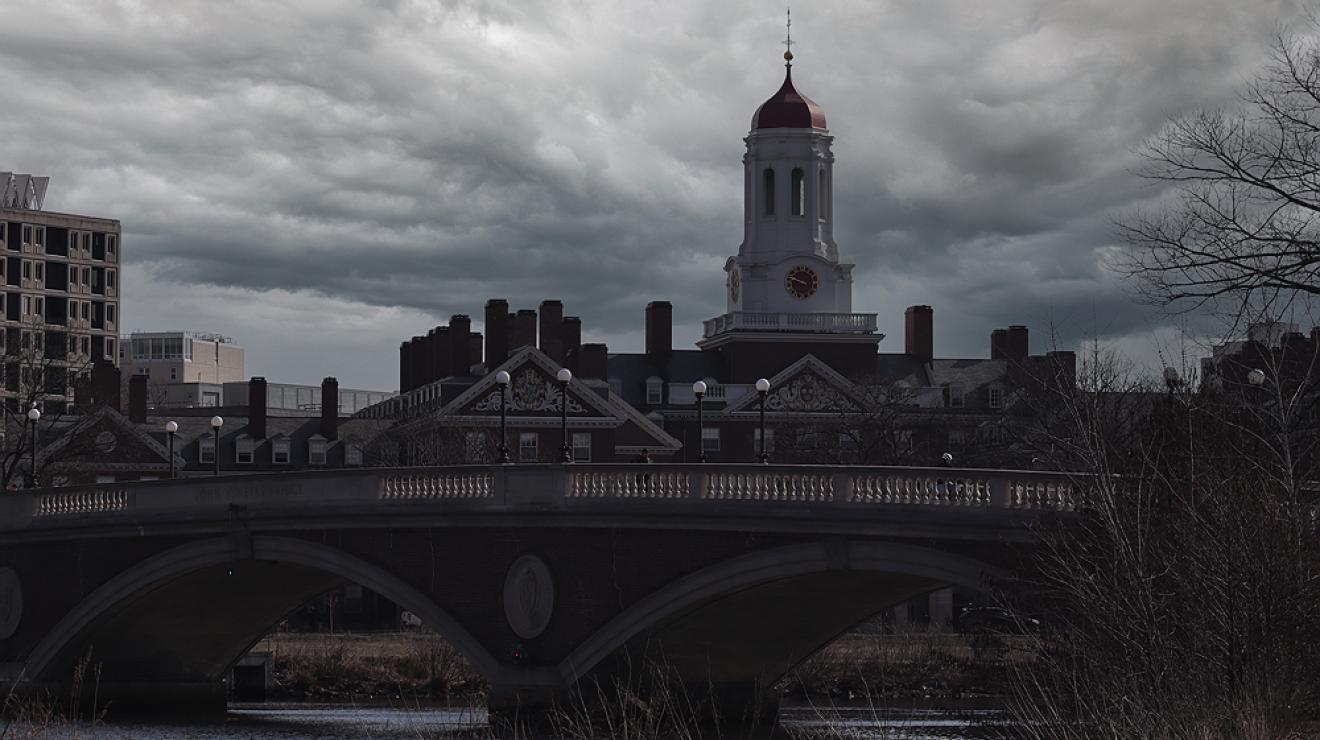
left=818, top=168, right=829, bottom=221
left=791, top=168, right=805, bottom=216
left=762, top=168, right=776, bottom=216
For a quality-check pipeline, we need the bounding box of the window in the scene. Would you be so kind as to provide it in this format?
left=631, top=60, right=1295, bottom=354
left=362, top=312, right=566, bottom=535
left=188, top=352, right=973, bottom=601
left=33, top=262, right=42, bottom=282
left=308, top=438, right=327, bottom=465
left=105, top=337, right=115, bottom=360
left=20, top=225, right=31, bottom=247
left=95, top=474, right=115, bottom=484
left=791, top=168, right=805, bottom=216
left=107, top=235, right=117, bottom=261
left=235, top=436, right=254, bottom=464
left=81, top=267, right=90, bottom=286
left=21, top=296, right=30, bottom=316
left=754, top=427, right=775, bottom=453
left=519, top=432, right=538, bottom=462
left=345, top=442, right=363, bottom=466
left=0, top=224, right=5, bottom=243
left=199, top=436, right=216, bottom=464
left=948, top=429, right=966, bottom=452
left=897, top=429, right=914, bottom=453
left=645, top=377, right=663, bottom=405
left=32, top=227, right=43, bottom=249
left=762, top=168, right=776, bottom=216
left=464, top=431, right=488, bottom=462
left=702, top=426, right=720, bottom=452
left=81, top=233, right=90, bottom=253
left=67, top=230, right=77, bottom=250
left=202, top=391, right=220, bottom=407
left=21, top=262, right=29, bottom=280
left=107, top=270, right=115, bottom=290
left=572, top=432, right=591, bottom=462
left=948, top=384, right=964, bottom=409
left=106, top=304, right=116, bottom=326
left=32, top=297, right=41, bottom=319
left=80, top=301, right=88, bottom=320
left=272, top=438, right=291, bottom=464
left=988, top=387, right=1003, bottom=409
left=169, top=367, right=176, bottom=381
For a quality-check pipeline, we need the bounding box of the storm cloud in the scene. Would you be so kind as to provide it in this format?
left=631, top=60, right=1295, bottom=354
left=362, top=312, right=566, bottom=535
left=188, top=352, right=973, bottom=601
left=0, top=0, right=1308, bottom=388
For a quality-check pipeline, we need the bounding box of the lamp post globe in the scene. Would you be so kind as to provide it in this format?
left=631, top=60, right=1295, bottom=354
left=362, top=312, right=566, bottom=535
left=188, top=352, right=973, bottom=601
left=755, top=378, right=770, bottom=464
left=1247, top=368, right=1267, bottom=386
left=495, top=371, right=512, bottom=463
left=942, top=451, right=954, bottom=467
left=557, top=368, right=573, bottom=463
left=692, top=381, right=708, bottom=463
left=165, top=421, right=179, bottom=479
left=26, top=406, right=39, bottom=489
left=210, top=416, right=223, bottom=477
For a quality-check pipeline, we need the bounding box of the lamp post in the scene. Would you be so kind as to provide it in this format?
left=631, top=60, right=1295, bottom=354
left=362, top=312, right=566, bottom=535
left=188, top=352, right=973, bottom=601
left=26, top=405, right=40, bottom=488
left=755, top=378, right=770, bottom=464
left=693, top=380, right=707, bottom=463
left=495, top=371, right=511, bottom=463
left=210, top=415, right=223, bottom=477
left=557, top=368, right=573, bottom=463
left=165, top=420, right=178, bottom=478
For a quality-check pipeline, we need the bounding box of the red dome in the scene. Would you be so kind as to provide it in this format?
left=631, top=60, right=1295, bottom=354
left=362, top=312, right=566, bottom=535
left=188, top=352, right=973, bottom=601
left=751, top=67, right=827, bottom=131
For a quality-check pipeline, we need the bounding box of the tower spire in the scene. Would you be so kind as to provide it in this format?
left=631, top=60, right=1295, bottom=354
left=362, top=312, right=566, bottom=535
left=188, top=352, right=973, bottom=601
left=783, top=5, right=794, bottom=66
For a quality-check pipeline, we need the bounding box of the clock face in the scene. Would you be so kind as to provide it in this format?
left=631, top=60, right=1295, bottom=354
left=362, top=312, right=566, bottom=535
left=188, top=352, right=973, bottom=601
left=729, top=269, right=741, bottom=303
left=784, top=266, right=819, bottom=299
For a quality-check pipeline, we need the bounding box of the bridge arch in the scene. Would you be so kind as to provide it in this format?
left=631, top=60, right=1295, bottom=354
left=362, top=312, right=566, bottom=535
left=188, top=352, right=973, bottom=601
left=24, top=535, right=503, bottom=688
left=559, top=540, right=1001, bottom=687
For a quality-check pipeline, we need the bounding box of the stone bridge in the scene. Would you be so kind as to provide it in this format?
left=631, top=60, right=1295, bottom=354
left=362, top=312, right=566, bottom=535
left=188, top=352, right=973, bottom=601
left=0, top=464, right=1078, bottom=725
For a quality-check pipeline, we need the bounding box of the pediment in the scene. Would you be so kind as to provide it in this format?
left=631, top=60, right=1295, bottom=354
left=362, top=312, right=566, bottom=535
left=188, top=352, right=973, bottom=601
left=39, top=407, right=180, bottom=468
left=725, top=354, right=864, bottom=414
left=444, top=348, right=616, bottom=419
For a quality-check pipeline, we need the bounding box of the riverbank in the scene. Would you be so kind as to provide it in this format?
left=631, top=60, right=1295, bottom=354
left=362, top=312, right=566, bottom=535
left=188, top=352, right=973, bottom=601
left=252, top=627, right=1022, bottom=704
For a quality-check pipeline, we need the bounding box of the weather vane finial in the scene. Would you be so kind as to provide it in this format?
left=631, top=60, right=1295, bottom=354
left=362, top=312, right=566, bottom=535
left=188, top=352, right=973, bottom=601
left=783, top=5, right=794, bottom=66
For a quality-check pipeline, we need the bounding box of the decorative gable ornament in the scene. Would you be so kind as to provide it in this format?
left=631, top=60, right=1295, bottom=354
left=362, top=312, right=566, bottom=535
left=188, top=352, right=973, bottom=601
left=472, top=367, right=586, bottom=414
left=764, top=370, right=860, bottom=412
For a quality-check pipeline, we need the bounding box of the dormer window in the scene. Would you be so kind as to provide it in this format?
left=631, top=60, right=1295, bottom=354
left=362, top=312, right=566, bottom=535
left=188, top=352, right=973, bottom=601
left=948, top=384, right=965, bottom=409
left=345, top=441, right=363, bottom=466
left=235, top=436, right=254, bottom=464
left=645, top=377, right=663, bottom=405
left=308, top=437, right=327, bottom=466
left=272, top=437, right=291, bottom=464
left=199, top=436, right=216, bottom=464
left=988, top=386, right=1003, bottom=409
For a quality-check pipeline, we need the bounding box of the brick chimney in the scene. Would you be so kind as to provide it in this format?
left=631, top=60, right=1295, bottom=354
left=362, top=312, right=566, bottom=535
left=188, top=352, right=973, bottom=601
left=1006, top=325, right=1029, bottom=362
left=91, top=360, right=120, bottom=411
left=578, top=343, right=609, bottom=381
left=249, top=376, right=268, bottom=439
left=904, top=305, right=933, bottom=362
left=450, top=315, right=472, bottom=376
left=320, top=377, right=339, bottom=440
left=485, top=299, right=510, bottom=368
left=539, top=300, right=564, bottom=363
left=646, top=301, right=673, bottom=357
left=512, top=309, right=537, bottom=350
left=990, top=329, right=1008, bottom=360
left=563, top=317, right=582, bottom=372
left=428, top=327, right=451, bottom=381
left=399, top=340, right=412, bottom=393
left=128, top=373, right=147, bottom=423
left=469, top=333, right=483, bottom=372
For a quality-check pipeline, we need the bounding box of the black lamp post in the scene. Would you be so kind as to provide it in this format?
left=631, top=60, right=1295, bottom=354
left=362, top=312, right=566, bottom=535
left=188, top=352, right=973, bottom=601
left=557, top=368, right=573, bottom=463
left=692, top=380, right=707, bottom=463
left=495, top=370, right=511, bottom=463
left=755, top=377, right=770, bottom=463
left=26, top=405, right=40, bottom=488
left=210, top=415, right=223, bottom=477
left=165, top=420, right=178, bottom=478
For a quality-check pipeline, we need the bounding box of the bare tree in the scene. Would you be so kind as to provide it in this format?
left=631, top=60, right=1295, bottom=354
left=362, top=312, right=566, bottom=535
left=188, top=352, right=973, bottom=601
left=1117, top=26, right=1320, bottom=314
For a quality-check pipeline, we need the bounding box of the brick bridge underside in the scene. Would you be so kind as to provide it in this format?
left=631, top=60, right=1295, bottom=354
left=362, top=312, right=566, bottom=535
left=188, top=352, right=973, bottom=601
left=0, top=518, right=1031, bottom=720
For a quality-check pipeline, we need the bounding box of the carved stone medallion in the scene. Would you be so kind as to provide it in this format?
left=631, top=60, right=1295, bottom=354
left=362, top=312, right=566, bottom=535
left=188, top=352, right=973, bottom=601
left=0, top=568, right=23, bottom=640
left=503, top=554, right=554, bottom=639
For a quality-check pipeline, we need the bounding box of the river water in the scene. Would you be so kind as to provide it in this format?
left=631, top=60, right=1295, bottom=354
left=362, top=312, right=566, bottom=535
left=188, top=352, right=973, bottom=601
left=8, top=703, right=992, bottom=738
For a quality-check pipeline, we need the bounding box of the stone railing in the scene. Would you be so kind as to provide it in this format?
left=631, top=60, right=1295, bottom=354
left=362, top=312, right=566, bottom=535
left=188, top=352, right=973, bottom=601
left=703, top=311, right=879, bottom=338
left=9, top=464, right=1083, bottom=530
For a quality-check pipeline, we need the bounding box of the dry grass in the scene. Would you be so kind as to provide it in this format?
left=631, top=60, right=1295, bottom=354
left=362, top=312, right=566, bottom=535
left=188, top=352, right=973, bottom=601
left=252, top=630, right=483, bottom=702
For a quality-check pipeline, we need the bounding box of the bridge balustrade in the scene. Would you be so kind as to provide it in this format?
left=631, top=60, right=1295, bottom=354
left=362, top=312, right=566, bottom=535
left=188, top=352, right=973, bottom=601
left=9, top=464, right=1083, bottom=529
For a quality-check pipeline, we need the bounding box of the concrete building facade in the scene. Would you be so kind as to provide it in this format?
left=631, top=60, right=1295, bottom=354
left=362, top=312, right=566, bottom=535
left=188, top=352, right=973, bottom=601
left=0, top=173, right=122, bottom=412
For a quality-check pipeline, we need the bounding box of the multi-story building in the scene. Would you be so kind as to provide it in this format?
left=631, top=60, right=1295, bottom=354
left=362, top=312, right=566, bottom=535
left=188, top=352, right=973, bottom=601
left=121, top=331, right=244, bottom=390
left=0, top=172, right=121, bottom=413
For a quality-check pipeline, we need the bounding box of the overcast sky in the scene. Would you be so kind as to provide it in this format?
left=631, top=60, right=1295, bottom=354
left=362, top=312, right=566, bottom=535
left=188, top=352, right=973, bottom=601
left=0, top=0, right=1310, bottom=389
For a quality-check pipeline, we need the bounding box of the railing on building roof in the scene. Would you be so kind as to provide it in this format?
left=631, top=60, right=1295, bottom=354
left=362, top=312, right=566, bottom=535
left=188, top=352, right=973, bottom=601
left=703, top=311, right=879, bottom=338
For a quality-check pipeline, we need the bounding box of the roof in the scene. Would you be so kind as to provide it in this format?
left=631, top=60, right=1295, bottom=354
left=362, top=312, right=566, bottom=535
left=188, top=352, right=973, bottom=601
left=607, top=350, right=728, bottom=408
left=751, top=66, right=828, bottom=131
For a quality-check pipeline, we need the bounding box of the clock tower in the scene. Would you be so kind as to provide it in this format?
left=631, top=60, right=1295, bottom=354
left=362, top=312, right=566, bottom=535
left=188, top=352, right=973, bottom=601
left=698, top=40, right=880, bottom=377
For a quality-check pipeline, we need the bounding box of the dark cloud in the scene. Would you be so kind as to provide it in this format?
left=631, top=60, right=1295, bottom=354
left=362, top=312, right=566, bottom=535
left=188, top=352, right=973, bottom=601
left=0, top=0, right=1310, bottom=387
